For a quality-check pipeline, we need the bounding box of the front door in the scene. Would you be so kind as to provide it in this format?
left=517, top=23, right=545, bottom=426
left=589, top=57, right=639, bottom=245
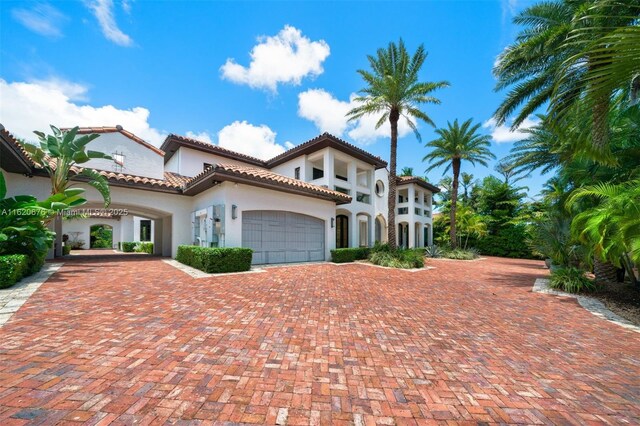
left=336, top=215, right=349, bottom=248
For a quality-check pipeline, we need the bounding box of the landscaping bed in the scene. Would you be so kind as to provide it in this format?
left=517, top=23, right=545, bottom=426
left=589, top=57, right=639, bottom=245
left=592, top=281, right=640, bottom=326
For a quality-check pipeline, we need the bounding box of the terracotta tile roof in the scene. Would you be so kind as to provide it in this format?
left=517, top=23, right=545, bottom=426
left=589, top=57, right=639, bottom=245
left=161, top=134, right=267, bottom=167
left=397, top=175, right=441, bottom=193
left=184, top=162, right=352, bottom=204
left=62, top=126, right=165, bottom=156
left=267, top=132, right=388, bottom=169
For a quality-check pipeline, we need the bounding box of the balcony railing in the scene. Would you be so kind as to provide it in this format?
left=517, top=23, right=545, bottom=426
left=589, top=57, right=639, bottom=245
left=398, top=207, right=409, bottom=215
left=414, top=207, right=422, bottom=216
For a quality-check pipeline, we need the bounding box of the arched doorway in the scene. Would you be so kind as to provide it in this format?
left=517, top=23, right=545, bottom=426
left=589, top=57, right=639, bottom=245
left=336, top=214, right=349, bottom=248
left=90, top=224, right=113, bottom=249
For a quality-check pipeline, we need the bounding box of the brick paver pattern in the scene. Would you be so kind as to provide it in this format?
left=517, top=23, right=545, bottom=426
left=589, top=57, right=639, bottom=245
left=0, top=256, right=638, bottom=425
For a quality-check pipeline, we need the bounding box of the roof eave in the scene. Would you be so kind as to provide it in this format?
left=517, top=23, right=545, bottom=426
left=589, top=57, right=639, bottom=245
left=184, top=168, right=351, bottom=204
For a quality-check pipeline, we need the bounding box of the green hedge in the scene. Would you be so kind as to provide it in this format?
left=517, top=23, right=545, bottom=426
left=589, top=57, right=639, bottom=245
left=330, top=247, right=370, bottom=263
left=63, top=245, right=71, bottom=255
left=136, top=242, right=154, bottom=254
left=472, top=224, right=536, bottom=259
left=176, top=245, right=253, bottom=273
left=0, top=254, right=29, bottom=289
left=121, top=242, right=137, bottom=252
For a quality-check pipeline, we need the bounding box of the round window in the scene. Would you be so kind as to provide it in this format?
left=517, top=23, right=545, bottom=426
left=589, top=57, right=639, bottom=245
left=375, top=180, right=385, bottom=197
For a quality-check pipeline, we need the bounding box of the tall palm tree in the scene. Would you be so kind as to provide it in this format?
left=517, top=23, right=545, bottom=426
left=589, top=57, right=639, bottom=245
left=494, top=0, right=637, bottom=153
left=347, top=39, right=448, bottom=249
left=423, top=119, right=495, bottom=248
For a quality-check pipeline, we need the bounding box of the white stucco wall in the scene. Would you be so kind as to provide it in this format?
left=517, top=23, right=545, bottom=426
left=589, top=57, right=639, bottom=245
left=172, top=147, right=267, bottom=177
left=191, top=182, right=337, bottom=260
left=76, top=132, right=165, bottom=179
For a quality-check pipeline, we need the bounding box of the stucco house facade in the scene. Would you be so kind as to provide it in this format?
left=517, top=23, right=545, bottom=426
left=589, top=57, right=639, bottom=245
left=0, top=125, right=439, bottom=264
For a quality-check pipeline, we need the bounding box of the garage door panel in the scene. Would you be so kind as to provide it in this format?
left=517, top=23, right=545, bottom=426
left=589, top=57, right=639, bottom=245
left=242, top=211, right=325, bottom=265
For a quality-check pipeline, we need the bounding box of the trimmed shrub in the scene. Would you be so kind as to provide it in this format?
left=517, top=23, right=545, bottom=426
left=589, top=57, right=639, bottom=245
left=0, top=254, right=29, bottom=288
left=369, top=249, right=424, bottom=269
left=63, top=245, right=71, bottom=255
left=121, top=242, right=137, bottom=253
left=549, top=267, right=597, bottom=293
left=176, top=245, right=253, bottom=273
left=441, top=248, right=479, bottom=260
left=136, top=242, right=154, bottom=254
left=472, top=224, right=536, bottom=259
left=330, top=247, right=370, bottom=263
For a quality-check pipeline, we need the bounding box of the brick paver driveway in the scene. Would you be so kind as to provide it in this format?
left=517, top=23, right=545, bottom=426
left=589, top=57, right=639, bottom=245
left=0, top=256, right=638, bottom=425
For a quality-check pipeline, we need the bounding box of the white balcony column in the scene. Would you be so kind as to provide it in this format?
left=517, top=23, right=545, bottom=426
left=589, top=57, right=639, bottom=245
left=408, top=185, right=416, bottom=207
left=428, top=225, right=433, bottom=246
left=323, top=150, right=334, bottom=185
left=347, top=161, right=357, bottom=189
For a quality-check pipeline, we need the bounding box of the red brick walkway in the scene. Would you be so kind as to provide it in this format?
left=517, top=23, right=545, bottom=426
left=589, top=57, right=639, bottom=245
left=0, top=256, right=638, bottom=425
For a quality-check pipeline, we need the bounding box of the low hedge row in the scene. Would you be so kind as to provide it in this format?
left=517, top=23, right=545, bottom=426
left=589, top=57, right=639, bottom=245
left=0, top=254, right=29, bottom=289
left=176, top=245, right=253, bottom=273
left=330, top=247, right=370, bottom=263
left=121, top=242, right=137, bottom=253
left=136, top=242, right=154, bottom=254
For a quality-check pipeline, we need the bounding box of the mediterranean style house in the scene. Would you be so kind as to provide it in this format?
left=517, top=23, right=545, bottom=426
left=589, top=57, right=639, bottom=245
left=0, top=125, right=438, bottom=264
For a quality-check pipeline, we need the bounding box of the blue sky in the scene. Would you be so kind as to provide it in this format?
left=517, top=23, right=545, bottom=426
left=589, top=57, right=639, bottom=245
left=0, top=0, right=545, bottom=196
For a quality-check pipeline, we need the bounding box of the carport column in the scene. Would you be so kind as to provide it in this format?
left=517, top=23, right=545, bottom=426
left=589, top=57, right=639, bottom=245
left=153, top=218, right=163, bottom=255
left=428, top=224, right=433, bottom=246
left=368, top=215, right=375, bottom=247
left=120, top=215, right=135, bottom=246
left=54, top=216, right=63, bottom=257
left=164, top=215, right=173, bottom=257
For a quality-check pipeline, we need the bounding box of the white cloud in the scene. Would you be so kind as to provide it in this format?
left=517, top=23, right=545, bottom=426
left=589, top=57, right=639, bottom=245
left=185, top=131, right=213, bottom=144
left=0, top=78, right=165, bottom=146
left=220, top=25, right=330, bottom=92
left=121, top=0, right=132, bottom=14
left=12, top=3, right=67, bottom=38
left=86, top=0, right=133, bottom=46
left=483, top=116, right=539, bottom=143
left=298, top=89, right=412, bottom=145
left=217, top=121, right=289, bottom=160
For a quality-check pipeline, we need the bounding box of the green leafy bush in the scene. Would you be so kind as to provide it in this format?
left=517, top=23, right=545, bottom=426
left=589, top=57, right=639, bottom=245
left=549, top=267, right=597, bottom=293
left=369, top=249, right=424, bottom=269
left=330, top=247, right=370, bottom=263
left=63, top=245, right=71, bottom=255
left=121, top=242, right=137, bottom=252
left=176, top=245, right=253, bottom=273
left=473, top=224, right=536, bottom=259
left=0, top=254, right=29, bottom=288
left=136, top=242, right=154, bottom=254
left=441, top=248, right=479, bottom=260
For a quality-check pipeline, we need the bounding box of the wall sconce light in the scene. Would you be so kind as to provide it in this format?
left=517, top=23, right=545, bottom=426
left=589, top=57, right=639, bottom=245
left=232, top=205, right=238, bottom=220
left=331, top=217, right=335, bottom=228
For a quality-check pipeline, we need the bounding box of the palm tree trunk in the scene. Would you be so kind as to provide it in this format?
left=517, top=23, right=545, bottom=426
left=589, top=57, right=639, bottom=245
left=592, top=94, right=610, bottom=152
left=593, top=257, right=618, bottom=284
left=450, top=158, right=460, bottom=248
left=388, top=110, right=399, bottom=250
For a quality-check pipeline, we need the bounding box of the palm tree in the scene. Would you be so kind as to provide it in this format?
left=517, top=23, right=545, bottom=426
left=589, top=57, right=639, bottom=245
left=567, top=179, right=640, bottom=285
left=423, top=119, right=495, bottom=248
left=347, top=39, right=448, bottom=249
left=400, top=166, right=414, bottom=176
left=494, top=0, right=637, bottom=153
left=19, top=126, right=112, bottom=206
left=460, top=172, right=475, bottom=203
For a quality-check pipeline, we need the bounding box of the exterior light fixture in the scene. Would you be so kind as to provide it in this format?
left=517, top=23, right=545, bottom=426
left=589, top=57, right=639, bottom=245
left=232, top=205, right=238, bottom=220
left=331, top=217, right=335, bottom=228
